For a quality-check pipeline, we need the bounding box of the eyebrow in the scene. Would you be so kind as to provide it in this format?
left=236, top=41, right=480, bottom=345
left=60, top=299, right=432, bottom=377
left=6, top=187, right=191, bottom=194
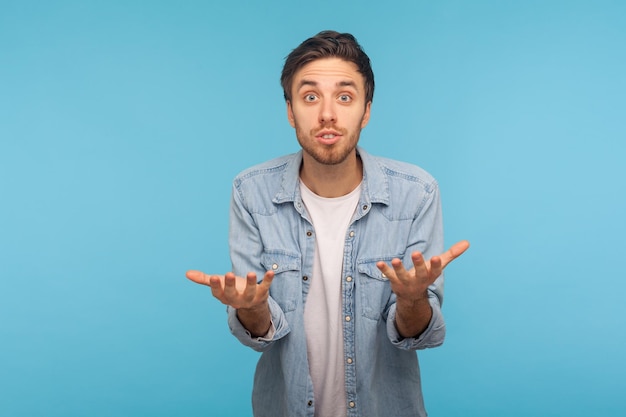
left=297, top=79, right=359, bottom=90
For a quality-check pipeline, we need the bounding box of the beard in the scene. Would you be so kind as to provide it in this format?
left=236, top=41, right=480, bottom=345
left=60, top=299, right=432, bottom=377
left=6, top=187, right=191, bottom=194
left=294, top=124, right=363, bottom=166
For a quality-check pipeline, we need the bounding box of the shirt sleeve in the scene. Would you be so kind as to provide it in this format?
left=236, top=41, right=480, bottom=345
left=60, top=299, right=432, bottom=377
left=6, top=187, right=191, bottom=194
left=386, top=178, right=446, bottom=350
left=227, top=297, right=291, bottom=352
left=386, top=295, right=446, bottom=350
left=227, top=182, right=291, bottom=350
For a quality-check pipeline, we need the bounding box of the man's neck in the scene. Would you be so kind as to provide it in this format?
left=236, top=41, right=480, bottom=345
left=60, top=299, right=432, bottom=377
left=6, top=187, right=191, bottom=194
left=299, top=152, right=363, bottom=198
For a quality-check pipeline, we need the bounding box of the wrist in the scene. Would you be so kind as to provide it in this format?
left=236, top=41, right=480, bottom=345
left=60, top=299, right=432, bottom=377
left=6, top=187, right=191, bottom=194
left=237, top=301, right=270, bottom=315
left=236, top=302, right=271, bottom=338
left=396, top=292, right=430, bottom=311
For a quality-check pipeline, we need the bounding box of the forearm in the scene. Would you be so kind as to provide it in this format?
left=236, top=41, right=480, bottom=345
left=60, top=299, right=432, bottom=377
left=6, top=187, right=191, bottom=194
left=236, top=302, right=272, bottom=337
left=394, top=294, right=433, bottom=339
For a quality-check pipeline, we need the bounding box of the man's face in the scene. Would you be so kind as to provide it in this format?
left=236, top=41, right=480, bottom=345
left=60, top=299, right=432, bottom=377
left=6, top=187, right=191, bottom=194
left=287, top=57, right=371, bottom=166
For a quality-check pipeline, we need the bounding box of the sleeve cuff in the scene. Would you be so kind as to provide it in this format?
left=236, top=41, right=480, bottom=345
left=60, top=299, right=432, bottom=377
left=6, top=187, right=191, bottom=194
left=227, top=297, right=290, bottom=351
left=387, top=296, right=446, bottom=350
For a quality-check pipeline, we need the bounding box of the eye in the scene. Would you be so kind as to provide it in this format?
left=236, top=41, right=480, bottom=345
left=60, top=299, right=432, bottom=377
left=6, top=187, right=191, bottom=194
left=338, top=94, right=352, bottom=103
left=304, top=94, right=318, bottom=102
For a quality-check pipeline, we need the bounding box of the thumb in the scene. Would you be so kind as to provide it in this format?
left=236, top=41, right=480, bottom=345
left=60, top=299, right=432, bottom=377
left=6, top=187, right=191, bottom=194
left=186, top=270, right=215, bottom=286
left=440, top=240, right=470, bottom=268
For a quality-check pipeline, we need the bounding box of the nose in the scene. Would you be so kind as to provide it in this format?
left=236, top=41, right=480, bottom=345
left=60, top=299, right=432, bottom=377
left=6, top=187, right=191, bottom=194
left=318, top=99, right=336, bottom=124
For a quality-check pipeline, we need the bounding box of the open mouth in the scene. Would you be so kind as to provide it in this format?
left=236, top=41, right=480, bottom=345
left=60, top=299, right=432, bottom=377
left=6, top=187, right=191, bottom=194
left=316, top=130, right=342, bottom=145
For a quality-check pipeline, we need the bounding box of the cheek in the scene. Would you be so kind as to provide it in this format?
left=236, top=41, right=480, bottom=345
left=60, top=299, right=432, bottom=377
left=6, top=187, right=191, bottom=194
left=290, top=107, right=314, bottom=128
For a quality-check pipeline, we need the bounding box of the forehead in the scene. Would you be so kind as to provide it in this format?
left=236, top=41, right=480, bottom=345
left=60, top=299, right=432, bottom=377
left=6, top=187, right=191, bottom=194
left=292, top=57, right=365, bottom=91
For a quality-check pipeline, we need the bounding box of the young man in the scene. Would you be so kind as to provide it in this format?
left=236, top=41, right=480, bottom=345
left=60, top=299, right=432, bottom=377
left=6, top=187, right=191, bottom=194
left=187, top=30, right=469, bottom=417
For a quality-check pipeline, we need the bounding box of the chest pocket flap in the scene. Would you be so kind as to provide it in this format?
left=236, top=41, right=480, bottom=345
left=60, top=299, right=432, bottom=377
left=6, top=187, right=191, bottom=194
left=261, top=250, right=301, bottom=312
left=356, top=258, right=395, bottom=320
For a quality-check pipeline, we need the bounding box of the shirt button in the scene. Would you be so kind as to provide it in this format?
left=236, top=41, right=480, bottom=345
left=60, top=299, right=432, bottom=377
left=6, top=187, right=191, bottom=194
left=362, top=205, right=368, bottom=211
left=347, top=358, right=353, bottom=364
left=272, top=263, right=278, bottom=270
left=346, top=276, right=352, bottom=282
left=307, top=400, right=313, bottom=407
left=349, top=231, right=355, bottom=237
left=349, top=401, right=356, bottom=408
left=303, top=276, right=308, bottom=281
left=345, top=316, right=351, bottom=322
left=306, top=231, right=313, bottom=237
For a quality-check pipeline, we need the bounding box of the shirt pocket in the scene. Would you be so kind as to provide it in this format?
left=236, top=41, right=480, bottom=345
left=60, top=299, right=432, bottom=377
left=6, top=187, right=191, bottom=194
left=357, top=259, right=394, bottom=321
left=261, top=250, right=301, bottom=313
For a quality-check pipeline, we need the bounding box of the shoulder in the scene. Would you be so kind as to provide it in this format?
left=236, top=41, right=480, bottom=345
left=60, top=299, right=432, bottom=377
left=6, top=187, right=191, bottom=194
left=233, top=152, right=300, bottom=186
left=231, top=152, right=302, bottom=210
left=377, top=156, right=436, bottom=186
left=360, top=148, right=438, bottom=194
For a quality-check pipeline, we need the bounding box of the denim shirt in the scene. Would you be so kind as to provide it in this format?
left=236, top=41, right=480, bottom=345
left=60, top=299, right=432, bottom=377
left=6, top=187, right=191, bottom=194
left=226, top=147, right=445, bottom=417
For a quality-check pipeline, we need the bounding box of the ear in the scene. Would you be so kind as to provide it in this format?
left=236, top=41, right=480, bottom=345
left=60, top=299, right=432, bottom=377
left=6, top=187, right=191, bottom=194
left=286, top=100, right=296, bottom=128
left=360, top=101, right=372, bottom=129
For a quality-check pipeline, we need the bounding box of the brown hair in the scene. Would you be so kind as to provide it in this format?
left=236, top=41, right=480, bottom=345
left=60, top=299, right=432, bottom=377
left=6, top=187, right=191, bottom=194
left=280, top=30, right=375, bottom=105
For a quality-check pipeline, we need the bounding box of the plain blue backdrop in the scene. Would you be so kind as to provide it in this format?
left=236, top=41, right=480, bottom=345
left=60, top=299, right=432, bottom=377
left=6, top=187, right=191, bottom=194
left=1, top=1, right=625, bottom=416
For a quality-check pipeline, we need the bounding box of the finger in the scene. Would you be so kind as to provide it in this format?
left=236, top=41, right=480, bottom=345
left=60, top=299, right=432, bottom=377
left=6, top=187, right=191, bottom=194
left=223, top=272, right=238, bottom=300
left=390, top=257, right=412, bottom=283
left=411, top=252, right=430, bottom=280
left=259, top=270, right=275, bottom=290
left=376, top=261, right=395, bottom=281
left=242, top=272, right=258, bottom=302
left=429, top=255, right=443, bottom=279
left=439, top=240, right=470, bottom=268
left=209, top=275, right=226, bottom=300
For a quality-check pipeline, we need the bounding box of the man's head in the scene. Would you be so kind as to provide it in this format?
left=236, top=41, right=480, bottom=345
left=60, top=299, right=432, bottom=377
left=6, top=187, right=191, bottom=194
left=281, top=30, right=375, bottom=106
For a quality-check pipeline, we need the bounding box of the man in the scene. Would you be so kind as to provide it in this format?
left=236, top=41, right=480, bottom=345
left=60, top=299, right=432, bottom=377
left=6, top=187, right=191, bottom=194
left=187, top=30, right=469, bottom=417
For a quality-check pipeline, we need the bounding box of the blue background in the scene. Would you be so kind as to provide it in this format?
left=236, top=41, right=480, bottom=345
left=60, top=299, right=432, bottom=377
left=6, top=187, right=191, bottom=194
left=1, top=1, right=625, bottom=416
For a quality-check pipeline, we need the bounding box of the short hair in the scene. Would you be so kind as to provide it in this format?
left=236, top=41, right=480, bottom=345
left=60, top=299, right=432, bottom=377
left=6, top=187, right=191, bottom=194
left=280, top=30, right=375, bottom=104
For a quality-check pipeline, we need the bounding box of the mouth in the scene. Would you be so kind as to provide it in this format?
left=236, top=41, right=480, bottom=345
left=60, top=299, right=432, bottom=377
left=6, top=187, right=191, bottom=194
left=315, top=130, right=342, bottom=145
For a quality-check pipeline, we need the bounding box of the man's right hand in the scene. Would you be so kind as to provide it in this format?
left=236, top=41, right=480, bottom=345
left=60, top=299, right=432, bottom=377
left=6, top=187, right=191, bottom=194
left=186, top=270, right=275, bottom=337
left=186, top=270, right=275, bottom=310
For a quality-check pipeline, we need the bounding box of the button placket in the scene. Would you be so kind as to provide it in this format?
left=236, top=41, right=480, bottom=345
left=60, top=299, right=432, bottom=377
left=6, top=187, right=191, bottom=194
left=343, top=225, right=357, bottom=410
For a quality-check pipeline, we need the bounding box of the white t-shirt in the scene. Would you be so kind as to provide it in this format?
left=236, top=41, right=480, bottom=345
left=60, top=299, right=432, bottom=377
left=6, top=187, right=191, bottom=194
left=300, top=180, right=361, bottom=417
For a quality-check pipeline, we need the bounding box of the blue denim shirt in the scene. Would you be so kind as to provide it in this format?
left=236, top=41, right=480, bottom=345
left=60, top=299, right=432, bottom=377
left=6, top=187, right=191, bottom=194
left=227, top=147, right=445, bottom=417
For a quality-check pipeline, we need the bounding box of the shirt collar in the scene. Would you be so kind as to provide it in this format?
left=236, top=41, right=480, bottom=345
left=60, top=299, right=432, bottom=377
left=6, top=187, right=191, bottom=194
left=273, top=146, right=390, bottom=206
